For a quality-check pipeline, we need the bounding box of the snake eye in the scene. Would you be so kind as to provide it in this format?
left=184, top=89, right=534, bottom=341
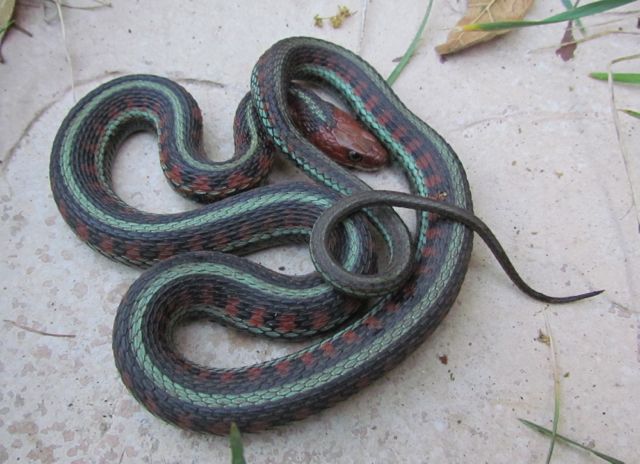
left=347, top=150, right=363, bottom=163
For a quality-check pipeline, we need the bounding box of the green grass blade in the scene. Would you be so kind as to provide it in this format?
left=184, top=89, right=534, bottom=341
left=387, top=0, right=434, bottom=86
left=519, top=419, right=626, bottom=464
left=0, top=18, right=13, bottom=35
left=561, top=0, right=587, bottom=35
left=546, top=377, right=560, bottom=463
left=463, top=0, right=636, bottom=31
left=589, top=72, right=640, bottom=84
left=621, top=108, right=640, bottom=119
left=229, top=423, right=247, bottom=464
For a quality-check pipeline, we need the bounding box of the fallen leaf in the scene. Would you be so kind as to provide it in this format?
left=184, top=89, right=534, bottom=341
left=436, top=0, right=534, bottom=56
left=556, top=21, right=577, bottom=61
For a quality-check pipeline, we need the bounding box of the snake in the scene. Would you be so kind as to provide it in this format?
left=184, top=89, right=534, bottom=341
left=49, top=37, right=601, bottom=434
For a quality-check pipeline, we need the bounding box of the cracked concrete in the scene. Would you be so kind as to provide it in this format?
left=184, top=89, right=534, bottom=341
left=1, top=1, right=639, bottom=463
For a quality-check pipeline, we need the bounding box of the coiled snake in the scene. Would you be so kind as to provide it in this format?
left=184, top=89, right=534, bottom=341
left=50, top=37, right=600, bottom=434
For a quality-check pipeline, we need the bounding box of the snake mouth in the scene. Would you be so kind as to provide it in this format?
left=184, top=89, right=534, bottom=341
left=348, top=164, right=386, bottom=172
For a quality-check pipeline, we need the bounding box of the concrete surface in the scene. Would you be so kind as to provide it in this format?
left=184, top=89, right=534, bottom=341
left=1, top=1, right=638, bottom=463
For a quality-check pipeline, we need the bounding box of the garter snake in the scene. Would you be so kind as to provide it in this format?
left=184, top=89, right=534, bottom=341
left=50, top=37, right=600, bottom=434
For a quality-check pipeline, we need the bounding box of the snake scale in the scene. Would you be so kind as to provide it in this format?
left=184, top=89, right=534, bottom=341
left=50, top=37, right=600, bottom=434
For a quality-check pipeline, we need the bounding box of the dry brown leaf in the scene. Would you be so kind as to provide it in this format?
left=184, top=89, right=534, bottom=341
left=556, top=22, right=577, bottom=61
left=436, top=0, right=534, bottom=56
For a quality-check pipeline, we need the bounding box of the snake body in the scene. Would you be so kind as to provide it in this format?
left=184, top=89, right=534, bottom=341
left=50, top=37, right=597, bottom=434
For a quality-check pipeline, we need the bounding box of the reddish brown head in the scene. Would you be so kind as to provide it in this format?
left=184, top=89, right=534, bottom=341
left=318, top=105, right=389, bottom=170
left=289, top=89, right=389, bottom=171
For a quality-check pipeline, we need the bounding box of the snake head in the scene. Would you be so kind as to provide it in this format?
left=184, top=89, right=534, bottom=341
left=324, top=105, right=389, bottom=171
left=289, top=88, right=389, bottom=171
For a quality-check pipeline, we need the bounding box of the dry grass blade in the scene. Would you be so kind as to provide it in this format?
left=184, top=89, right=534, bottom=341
left=54, top=0, right=111, bottom=9
left=569, top=9, right=640, bottom=32
left=535, top=30, right=640, bottom=53
left=606, top=54, right=640, bottom=231
left=526, top=315, right=625, bottom=463
left=357, top=0, right=368, bottom=54
left=51, top=0, right=76, bottom=99
left=41, top=0, right=109, bottom=92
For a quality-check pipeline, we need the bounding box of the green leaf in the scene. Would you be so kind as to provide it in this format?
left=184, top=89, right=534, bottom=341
left=0, top=0, right=16, bottom=41
left=0, top=19, right=12, bottom=35
left=463, top=0, right=636, bottom=31
left=387, top=0, right=434, bottom=86
left=519, top=419, right=626, bottom=464
left=621, top=108, right=640, bottom=119
left=589, top=72, right=640, bottom=84
left=229, top=423, right=247, bottom=464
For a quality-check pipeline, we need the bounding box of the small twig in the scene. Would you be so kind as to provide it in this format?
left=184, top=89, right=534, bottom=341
left=10, top=22, right=34, bottom=37
left=4, top=319, right=76, bottom=338
left=172, top=76, right=226, bottom=89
